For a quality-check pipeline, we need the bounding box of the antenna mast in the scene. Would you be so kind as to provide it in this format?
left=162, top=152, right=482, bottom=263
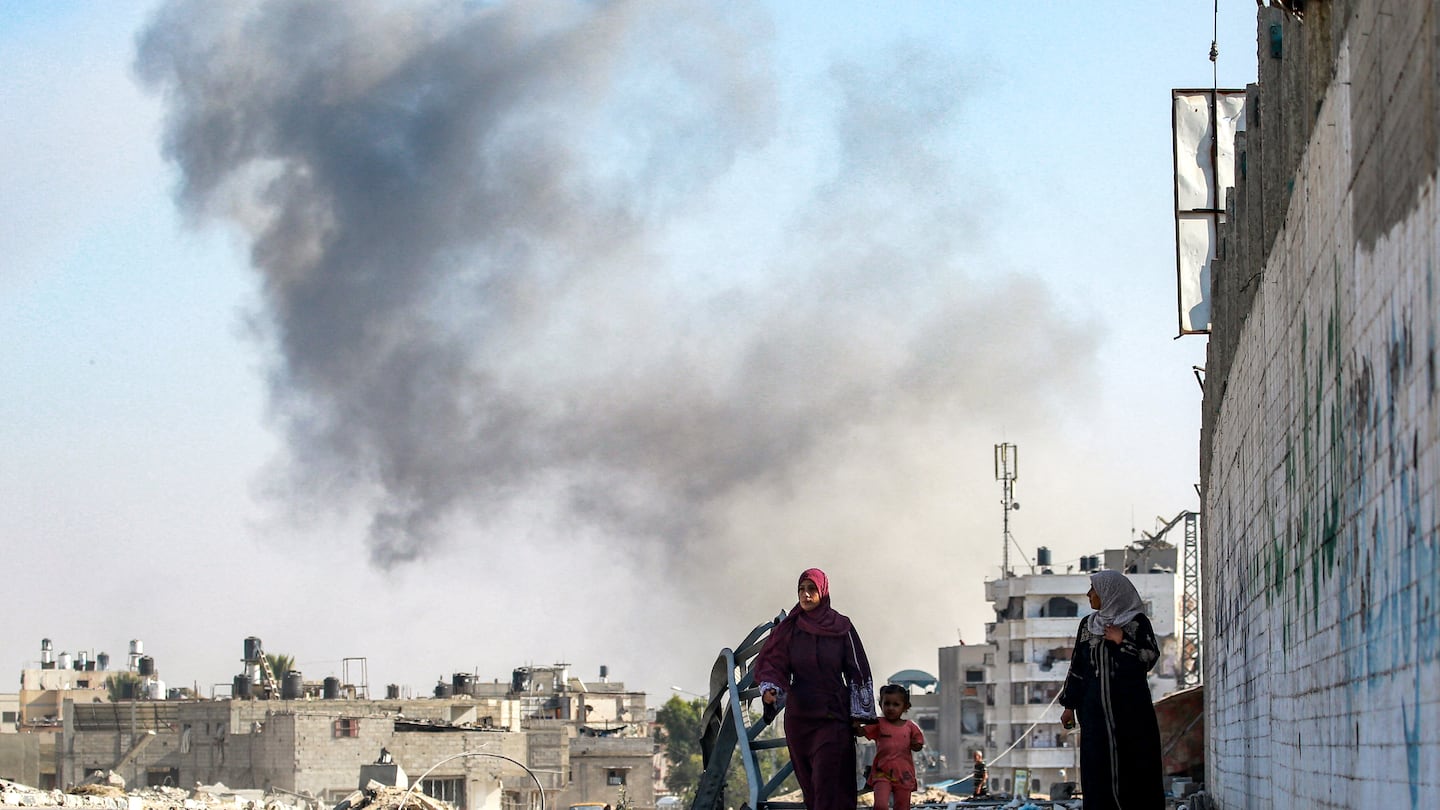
left=994, top=443, right=1019, bottom=578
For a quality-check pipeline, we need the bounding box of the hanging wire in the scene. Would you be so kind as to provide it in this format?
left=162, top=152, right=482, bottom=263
left=985, top=689, right=1067, bottom=769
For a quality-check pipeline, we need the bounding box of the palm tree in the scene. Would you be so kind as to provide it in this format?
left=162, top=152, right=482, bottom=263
left=266, top=653, right=295, bottom=682
left=104, top=672, right=144, bottom=702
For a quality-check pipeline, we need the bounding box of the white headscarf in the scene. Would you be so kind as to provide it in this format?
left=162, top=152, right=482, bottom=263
left=1086, top=570, right=1146, bottom=638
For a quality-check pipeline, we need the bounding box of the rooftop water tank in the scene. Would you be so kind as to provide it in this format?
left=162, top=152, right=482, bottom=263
left=281, top=671, right=304, bottom=700
left=452, top=673, right=475, bottom=696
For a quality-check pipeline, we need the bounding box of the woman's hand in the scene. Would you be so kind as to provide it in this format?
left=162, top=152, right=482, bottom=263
left=1061, top=708, right=1076, bottom=729
left=1103, top=624, right=1124, bottom=644
left=762, top=688, right=776, bottom=705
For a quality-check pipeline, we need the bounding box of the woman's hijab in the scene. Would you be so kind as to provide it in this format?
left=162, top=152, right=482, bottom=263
left=792, top=567, right=853, bottom=637
left=1086, top=569, right=1146, bottom=639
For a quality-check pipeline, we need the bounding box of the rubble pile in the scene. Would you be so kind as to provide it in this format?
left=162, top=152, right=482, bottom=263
left=335, top=784, right=452, bottom=810
left=0, top=780, right=313, bottom=810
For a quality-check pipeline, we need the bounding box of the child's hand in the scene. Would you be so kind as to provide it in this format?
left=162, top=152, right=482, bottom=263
left=762, top=689, right=776, bottom=705
left=910, top=741, right=923, bottom=752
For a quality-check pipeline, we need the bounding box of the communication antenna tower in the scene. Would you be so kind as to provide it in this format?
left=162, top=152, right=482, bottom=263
left=994, top=443, right=1024, bottom=578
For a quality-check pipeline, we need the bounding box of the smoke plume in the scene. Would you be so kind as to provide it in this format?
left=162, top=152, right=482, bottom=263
left=136, top=0, right=1098, bottom=670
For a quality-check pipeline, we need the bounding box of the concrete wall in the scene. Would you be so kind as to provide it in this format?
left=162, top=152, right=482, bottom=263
left=561, top=736, right=654, bottom=810
left=1200, top=3, right=1440, bottom=807
left=0, top=733, right=43, bottom=786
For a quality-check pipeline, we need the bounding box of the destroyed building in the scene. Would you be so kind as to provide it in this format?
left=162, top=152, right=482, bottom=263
left=4, top=643, right=652, bottom=810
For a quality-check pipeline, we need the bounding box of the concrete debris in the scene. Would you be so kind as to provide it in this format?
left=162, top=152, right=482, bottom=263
left=855, top=787, right=964, bottom=806
left=335, top=786, right=451, bottom=810
left=0, top=779, right=316, bottom=810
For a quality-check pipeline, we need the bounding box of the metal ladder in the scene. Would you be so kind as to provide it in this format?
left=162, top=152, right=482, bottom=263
left=691, top=610, right=797, bottom=810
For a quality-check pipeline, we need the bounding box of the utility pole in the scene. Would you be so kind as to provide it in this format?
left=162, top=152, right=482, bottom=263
left=994, top=443, right=1019, bottom=578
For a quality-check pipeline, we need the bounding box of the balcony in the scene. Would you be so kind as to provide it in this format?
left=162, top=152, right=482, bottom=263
left=988, top=616, right=1080, bottom=643
left=1005, top=703, right=1064, bottom=726
left=1007, top=746, right=1079, bottom=771
left=1018, top=617, right=1083, bottom=639
left=1006, top=662, right=1070, bottom=682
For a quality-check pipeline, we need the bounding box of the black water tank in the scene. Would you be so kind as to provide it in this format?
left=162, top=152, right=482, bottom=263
left=434, top=681, right=453, bottom=698
left=386, top=684, right=401, bottom=700
left=323, top=677, right=341, bottom=700
left=244, top=637, right=263, bottom=662
left=452, top=673, right=475, bottom=696
left=137, top=656, right=155, bottom=677
left=1036, top=546, right=1052, bottom=566
left=282, top=671, right=304, bottom=700
left=234, top=675, right=252, bottom=699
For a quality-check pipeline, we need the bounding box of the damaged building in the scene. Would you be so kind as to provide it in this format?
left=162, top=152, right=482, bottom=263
left=7, top=644, right=652, bottom=810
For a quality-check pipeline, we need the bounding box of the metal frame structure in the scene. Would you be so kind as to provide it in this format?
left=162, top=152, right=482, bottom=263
left=1136, top=510, right=1202, bottom=688
left=692, top=611, right=793, bottom=810
left=994, top=443, right=1027, bottom=578
left=1179, top=511, right=1202, bottom=687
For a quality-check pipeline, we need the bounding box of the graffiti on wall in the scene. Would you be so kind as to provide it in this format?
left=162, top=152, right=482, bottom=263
left=1208, top=254, right=1440, bottom=808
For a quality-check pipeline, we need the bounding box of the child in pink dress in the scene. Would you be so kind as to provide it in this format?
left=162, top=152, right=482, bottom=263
left=862, top=684, right=925, bottom=810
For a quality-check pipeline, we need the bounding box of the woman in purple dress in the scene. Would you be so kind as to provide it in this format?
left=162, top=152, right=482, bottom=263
left=754, top=568, right=876, bottom=810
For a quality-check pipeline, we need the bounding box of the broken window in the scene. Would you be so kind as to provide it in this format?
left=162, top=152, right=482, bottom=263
left=1043, top=597, right=1078, bottom=618
left=421, top=778, right=465, bottom=807
left=333, top=718, right=360, bottom=738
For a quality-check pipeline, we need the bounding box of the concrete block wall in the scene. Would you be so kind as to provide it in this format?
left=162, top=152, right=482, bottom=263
left=1201, top=2, right=1440, bottom=808
left=262, top=712, right=530, bottom=809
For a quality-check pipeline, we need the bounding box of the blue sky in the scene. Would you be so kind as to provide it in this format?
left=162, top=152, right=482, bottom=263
left=2, top=2, right=1257, bottom=702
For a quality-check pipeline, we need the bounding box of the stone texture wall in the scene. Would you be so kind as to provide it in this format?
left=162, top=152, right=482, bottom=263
left=1200, top=2, right=1440, bottom=807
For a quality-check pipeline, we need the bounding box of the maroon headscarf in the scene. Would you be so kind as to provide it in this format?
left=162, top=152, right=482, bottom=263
left=792, top=567, right=853, bottom=637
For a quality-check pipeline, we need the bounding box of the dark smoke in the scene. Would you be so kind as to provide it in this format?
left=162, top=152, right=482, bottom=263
left=135, top=0, right=1098, bottom=573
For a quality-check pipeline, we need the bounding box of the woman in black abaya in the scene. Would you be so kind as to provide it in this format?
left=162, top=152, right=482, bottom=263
left=1058, top=569, right=1165, bottom=810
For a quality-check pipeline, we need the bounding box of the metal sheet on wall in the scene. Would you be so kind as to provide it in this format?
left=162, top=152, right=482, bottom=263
left=1173, top=89, right=1246, bottom=334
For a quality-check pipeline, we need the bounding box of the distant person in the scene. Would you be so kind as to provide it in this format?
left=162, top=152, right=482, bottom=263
left=1059, top=570, right=1165, bottom=809
left=861, top=684, right=924, bottom=810
left=970, top=751, right=988, bottom=797
left=755, top=568, right=876, bottom=810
